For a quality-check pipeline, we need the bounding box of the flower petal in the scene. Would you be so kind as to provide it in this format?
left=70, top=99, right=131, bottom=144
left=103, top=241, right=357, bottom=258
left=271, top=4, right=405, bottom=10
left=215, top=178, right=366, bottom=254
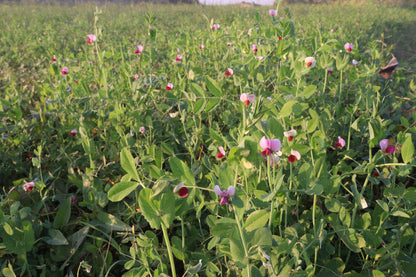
left=214, top=185, right=221, bottom=196
left=269, top=139, right=281, bottom=152
left=291, top=149, right=301, bottom=160
left=259, top=136, right=269, bottom=150
left=227, top=186, right=235, bottom=196
left=379, top=139, right=388, bottom=151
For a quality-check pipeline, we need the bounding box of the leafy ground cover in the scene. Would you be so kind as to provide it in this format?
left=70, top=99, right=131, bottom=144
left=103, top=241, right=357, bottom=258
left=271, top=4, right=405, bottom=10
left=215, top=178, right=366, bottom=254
left=0, top=1, right=416, bottom=276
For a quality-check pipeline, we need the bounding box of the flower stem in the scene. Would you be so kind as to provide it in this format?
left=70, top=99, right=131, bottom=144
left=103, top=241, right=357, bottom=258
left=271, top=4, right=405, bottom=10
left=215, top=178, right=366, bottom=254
left=233, top=207, right=250, bottom=277
left=161, top=221, right=176, bottom=277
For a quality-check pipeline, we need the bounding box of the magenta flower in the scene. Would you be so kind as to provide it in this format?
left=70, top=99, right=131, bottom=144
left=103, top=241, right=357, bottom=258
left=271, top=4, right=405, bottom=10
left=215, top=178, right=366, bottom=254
left=174, top=182, right=189, bottom=198
left=269, top=9, right=277, bottom=17
left=352, top=59, right=359, bottom=66
left=251, top=44, right=258, bottom=52
left=70, top=129, right=78, bottom=138
left=225, top=68, right=233, bottom=76
left=288, top=149, right=301, bottom=163
left=344, top=42, right=353, bottom=52
left=216, top=146, right=226, bottom=159
left=284, top=130, right=297, bottom=142
left=327, top=67, right=333, bottom=74
left=52, top=55, right=56, bottom=62
left=62, top=67, right=69, bottom=75
left=334, top=136, right=345, bottom=148
left=227, top=42, right=232, bottom=47
left=260, top=136, right=281, bottom=156
left=212, top=24, right=220, bottom=30
left=214, top=185, right=235, bottom=205
left=199, top=44, right=204, bottom=50
left=86, top=34, right=96, bottom=44
left=379, top=139, right=395, bottom=154
left=240, top=93, right=256, bottom=107
left=139, top=126, right=145, bottom=134
left=23, top=181, right=35, bottom=192
left=166, top=83, right=174, bottom=91
left=175, top=54, right=182, bottom=62
left=135, top=45, right=144, bottom=54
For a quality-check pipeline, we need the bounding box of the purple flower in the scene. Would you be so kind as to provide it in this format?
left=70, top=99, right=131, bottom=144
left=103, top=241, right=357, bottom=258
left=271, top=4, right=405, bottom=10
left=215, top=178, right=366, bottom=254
left=260, top=136, right=281, bottom=156
left=214, top=185, right=235, bottom=205
left=380, top=139, right=395, bottom=154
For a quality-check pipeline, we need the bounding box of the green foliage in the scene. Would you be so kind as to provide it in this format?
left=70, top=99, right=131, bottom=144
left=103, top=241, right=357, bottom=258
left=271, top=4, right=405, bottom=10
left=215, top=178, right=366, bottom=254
left=0, top=1, right=415, bottom=276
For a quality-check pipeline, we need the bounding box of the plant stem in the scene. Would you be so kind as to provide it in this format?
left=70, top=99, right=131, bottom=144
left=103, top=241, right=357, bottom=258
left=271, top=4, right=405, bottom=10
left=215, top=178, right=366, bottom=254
left=161, top=222, right=176, bottom=277
left=234, top=207, right=250, bottom=277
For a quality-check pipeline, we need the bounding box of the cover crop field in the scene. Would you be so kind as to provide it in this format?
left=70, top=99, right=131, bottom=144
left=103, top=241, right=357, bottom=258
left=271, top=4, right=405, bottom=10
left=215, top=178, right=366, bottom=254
left=0, top=1, right=416, bottom=276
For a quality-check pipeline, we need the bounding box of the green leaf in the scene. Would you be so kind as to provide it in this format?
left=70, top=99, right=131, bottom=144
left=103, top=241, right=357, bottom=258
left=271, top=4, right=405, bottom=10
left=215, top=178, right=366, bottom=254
left=280, top=100, right=297, bottom=118
left=22, top=220, right=35, bottom=252
left=193, top=98, right=206, bottom=114
left=302, top=85, right=317, bottom=99
left=258, top=175, right=285, bottom=202
left=325, top=198, right=341, bottom=213
left=391, top=210, right=410, bottom=218
left=160, top=190, right=175, bottom=227
left=45, top=229, right=69, bottom=245
left=205, top=76, right=222, bottom=97
left=169, top=156, right=195, bottom=186
left=3, top=222, right=13, bottom=236
left=333, top=225, right=364, bottom=253
left=108, top=181, right=139, bottom=202
left=121, top=148, right=141, bottom=182
left=190, top=83, right=205, bottom=97
left=53, top=197, right=71, bottom=229
left=97, top=211, right=131, bottom=232
left=139, top=188, right=161, bottom=230
left=249, top=227, right=273, bottom=248
left=244, top=210, right=269, bottom=232
left=401, top=134, right=414, bottom=164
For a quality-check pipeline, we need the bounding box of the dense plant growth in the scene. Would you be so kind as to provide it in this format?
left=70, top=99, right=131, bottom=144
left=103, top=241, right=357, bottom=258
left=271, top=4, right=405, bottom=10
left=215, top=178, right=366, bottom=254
left=0, top=1, right=415, bottom=276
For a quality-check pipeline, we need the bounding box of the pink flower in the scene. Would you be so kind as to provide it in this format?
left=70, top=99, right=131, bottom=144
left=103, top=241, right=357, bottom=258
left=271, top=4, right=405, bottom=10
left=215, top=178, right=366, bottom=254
left=212, top=24, right=220, bottom=30
left=214, top=185, right=235, bottom=205
left=278, top=36, right=283, bottom=40
left=134, top=74, right=139, bottom=80
left=166, top=83, right=174, bottom=91
left=23, top=181, right=35, bottom=192
left=70, top=129, right=77, bottom=137
left=327, top=67, right=333, bottom=74
left=334, top=136, right=345, bottom=148
left=305, top=57, right=316, bottom=68
left=352, top=59, right=359, bottom=66
left=260, top=136, right=281, bottom=156
left=134, top=45, right=144, bottom=54
left=344, top=42, right=353, bottom=52
left=240, top=93, right=256, bottom=106
left=199, top=44, right=204, bottom=50
left=227, top=42, right=232, bottom=46
left=139, top=126, right=145, bottom=134
left=62, top=67, right=69, bottom=75
left=251, top=44, right=258, bottom=52
left=74, top=78, right=78, bottom=83
left=174, top=182, right=189, bottom=198
left=175, top=54, right=182, bottom=62
left=284, top=130, right=297, bottom=142
left=269, top=9, right=277, bottom=17
left=225, top=68, right=233, bottom=76
left=52, top=55, right=56, bottom=62
left=379, top=139, right=395, bottom=154
left=216, top=146, right=226, bottom=159
left=288, top=149, right=301, bottom=163
left=87, top=34, right=96, bottom=44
